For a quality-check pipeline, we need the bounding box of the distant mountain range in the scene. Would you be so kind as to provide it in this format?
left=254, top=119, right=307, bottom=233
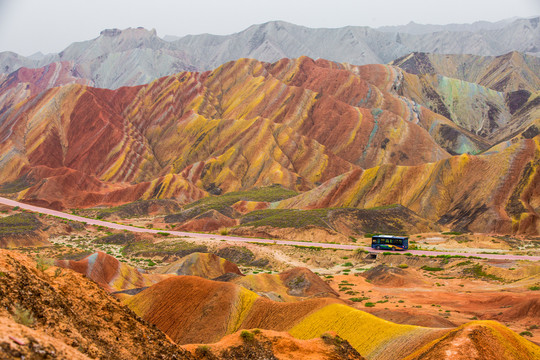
left=0, top=17, right=538, bottom=89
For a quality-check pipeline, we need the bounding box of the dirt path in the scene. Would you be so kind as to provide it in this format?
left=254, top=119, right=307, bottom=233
left=1, top=197, right=539, bottom=261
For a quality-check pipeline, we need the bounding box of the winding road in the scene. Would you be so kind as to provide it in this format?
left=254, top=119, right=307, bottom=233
left=1, top=196, right=539, bottom=261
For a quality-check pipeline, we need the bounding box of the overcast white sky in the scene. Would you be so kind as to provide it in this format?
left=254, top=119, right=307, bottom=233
left=0, top=0, right=538, bottom=55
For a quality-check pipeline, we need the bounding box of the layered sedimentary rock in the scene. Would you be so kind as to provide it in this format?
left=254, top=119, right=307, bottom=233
left=391, top=51, right=540, bottom=93
left=276, top=135, right=540, bottom=234
left=0, top=57, right=538, bottom=233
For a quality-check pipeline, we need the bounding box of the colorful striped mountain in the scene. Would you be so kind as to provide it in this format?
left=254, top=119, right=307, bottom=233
left=0, top=55, right=537, bottom=234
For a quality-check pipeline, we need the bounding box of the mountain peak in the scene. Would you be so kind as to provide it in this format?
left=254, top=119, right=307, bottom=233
left=99, top=27, right=158, bottom=38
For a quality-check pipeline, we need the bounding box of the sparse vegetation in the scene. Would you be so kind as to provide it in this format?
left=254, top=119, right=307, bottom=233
left=464, top=264, right=504, bottom=282
left=398, top=263, right=409, bottom=269
left=528, top=286, right=540, bottom=291
left=520, top=331, right=533, bottom=337
left=364, top=302, right=376, bottom=307
left=12, top=303, right=35, bottom=327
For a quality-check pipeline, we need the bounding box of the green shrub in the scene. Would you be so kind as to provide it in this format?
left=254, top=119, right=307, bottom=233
left=398, top=263, right=409, bottom=269
left=364, top=302, right=376, bottom=307
left=350, top=297, right=369, bottom=302
left=421, top=266, right=444, bottom=272
left=195, top=345, right=212, bottom=356
left=520, top=331, right=533, bottom=337
left=321, top=332, right=333, bottom=343
left=35, top=255, right=53, bottom=272
left=240, top=330, right=254, bottom=342
left=145, top=259, right=156, bottom=267
left=529, top=286, right=540, bottom=291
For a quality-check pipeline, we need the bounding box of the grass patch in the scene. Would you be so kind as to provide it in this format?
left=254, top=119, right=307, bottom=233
left=0, top=213, right=42, bottom=234
left=0, top=176, right=36, bottom=193
left=239, top=208, right=333, bottom=229
left=122, top=239, right=207, bottom=258
left=421, top=266, right=444, bottom=272
left=187, top=185, right=298, bottom=210
left=293, top=245, right=322, bottom=251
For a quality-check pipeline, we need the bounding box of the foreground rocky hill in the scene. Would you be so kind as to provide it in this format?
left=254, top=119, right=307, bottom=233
left=0, top=249, right=368, bottom=360
left=0, top=249, right=193, bottom=359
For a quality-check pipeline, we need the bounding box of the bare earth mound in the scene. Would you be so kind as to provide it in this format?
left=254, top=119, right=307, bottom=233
left=56, top=251, right=168, bottom=292
left=157, top=252, right=243, bottom=279
left=405, top=320, right=540, bottom=360
left=184, top=329, right=365, bottom=360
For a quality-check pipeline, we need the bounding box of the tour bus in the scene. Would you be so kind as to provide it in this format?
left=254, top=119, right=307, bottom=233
left=371, top=235, right=408, bottom=251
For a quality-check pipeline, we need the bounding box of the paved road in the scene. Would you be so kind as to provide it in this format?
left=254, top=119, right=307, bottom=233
left=1, top=197, right=539, bottom=261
